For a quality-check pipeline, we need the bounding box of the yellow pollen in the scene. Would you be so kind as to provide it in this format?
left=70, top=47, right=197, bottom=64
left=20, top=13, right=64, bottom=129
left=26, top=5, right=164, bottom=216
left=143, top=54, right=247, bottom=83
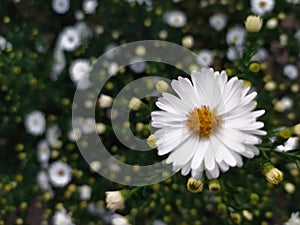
left=186, top=106, right=221, bottom=139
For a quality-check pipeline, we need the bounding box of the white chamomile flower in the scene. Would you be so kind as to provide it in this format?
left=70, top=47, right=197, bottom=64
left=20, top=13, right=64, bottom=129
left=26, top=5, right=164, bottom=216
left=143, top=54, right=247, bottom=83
left=53, top=207, right=74, bottom=225
left=276, top=137, right=299, bottom=152
left=78, top=185, right=92, bottom=200
left=75, top=22, right=93, bottom=39
left=163, top=10, right=187, bottom=28
left=251, top=0, right=275, bottom=16
left=129, top=57, right=146, bottom=74
left=111, top=214, right=131, bottom=225
left=68, top=127, right=82, bottom=142
left=251, top=48, right=268, bottom=62
left=37, top=170, right=51, bottom=191
left=81, top=117, right=96, bottom=134
left=197, top=50, right=214, bottom=67
left=48, top=161, right=72, bottom=188
left=37, top=140, right=50, bottom=167
left=284, top=212, right=300, bottom=225
left=283, top=64, right=299, bottom=80
left=58, top=27, right=81, bottom=51
left=82, top=0, right=98, bottom=14
left=209, top=13, right=227, bottom=31
left=52, top=0, right=70, bottom=14
left=69, top=59, right=91, bottom=84
left=226, top=46, right=244, bottom=61
left=46, top=124, right=61, bottom=147
left=226, top=26, right=246, bottom=46
left=25, top=110, right=46, bottom=136
left=151, top=68, right=266, bottom=179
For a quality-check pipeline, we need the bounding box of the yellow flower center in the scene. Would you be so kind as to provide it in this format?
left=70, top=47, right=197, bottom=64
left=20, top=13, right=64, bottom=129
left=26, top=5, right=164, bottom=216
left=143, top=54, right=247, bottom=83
left=186, top=105, right=221, bottom=139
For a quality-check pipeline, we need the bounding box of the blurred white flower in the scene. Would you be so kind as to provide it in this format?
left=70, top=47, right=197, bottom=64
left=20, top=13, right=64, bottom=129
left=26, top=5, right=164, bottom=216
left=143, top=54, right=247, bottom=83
left=82, top=0, right=98, bottom=14
left=251, top=48, right=268, bottom=62
left=75, top=10, right=85, bottom=21
left=126, top=0, right=152, bottom=6
left=283, top=64, right=299, bottom=80
left=68, top=127, right=82, bottom=142
left=129, top=57, right=146, bottom=74
left=48, top=161, right=72, bottom=188
left=197, top=50, right=214, bottom=67
left=276, top=137, right=299, bottom=152
left=53, top=207, right=74, bottom=225
left=69, top=59, right=91, bottom=84
left=226, top=26, right=246, bottom=46
left=52, top=0, right=70, bottom=14
left=37, top=170, right=52, bottom=191
left=151, top=68, right=266, bottom=179
left=81, top=117, right=96, bottom=134
left=105, top=191, right=125, bottom=210
left=294, top=30, right=300, bottom=42
left=75, top=22, right=93, bottom=38
left=79, top=185, right=92, bottom=200
left=51, top=48, right=66, bottom=80
left=209, top=13, right=227, bottom=31
left=25, top=110, right=46, bottom=136
left=98, top=94, right=113, bottom=108
left=96, top=123, right=106, bottom=134
left=58, top=27, right=81, bottom=51
left=251, top=0, right=275, bottom=16
left=226, top=46, right=244, bottom=61
left=153, top=220, right=167, bottom=225
left=46, top=124, right=61, bottom=147
left=37, top=140, right=50, bottom=167
left=111, top=214, right=131, bottom=225
left=284, top=212, right=300, bottom=225
left=163, top=10, right=187, bottom=28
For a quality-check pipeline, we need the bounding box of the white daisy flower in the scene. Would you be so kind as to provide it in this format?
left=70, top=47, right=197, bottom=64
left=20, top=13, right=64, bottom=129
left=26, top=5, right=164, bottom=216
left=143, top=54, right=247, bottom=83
left=283, top=64, right=299, bottom=80
left=81, top=117, right=96, bottom=134
left=51, top=48, right=66, bottom=80
left=98, top=94, right=113, bottom=108
left=209, top=13, right=227, bottom=31
left=151, top=68, right=266, bottom=179
left=52, top=0, right=70, bottom=14
left=129, top=57, right=146, bottom=74
left=48, top=161, right=72, bottom=188
left=197, top=50, right=214, bottom=67
left=58, top=27, right=81, bottom=51
left=111, top=214, right=131, bottom=225
left=75, top=22, right=92, bottom=38
left=69, top=59, right=91, bottom=83
left=37, top=140, right=50, bottom=167
left=25, top=110, right=46, bottom=136
left=78, top=185, right=92, bottom=200
left=276, top=137, right=299, bottom=152
left=226, top=26, right=246, bottom=46
left=68, top=127, right=82, bottom=142
left=226, top=46, right=244, bottom=61
left=163, top=10, right=187, bottom=28
left=82, top=0, right=98, bottom=14
left=36, top=170, right=52, bottom=191
left=53, top=207, right=74, bottom=225
left=46, top=124, right=61, bottom=147
left=284, top=212, right=300, bottom=225
left=251, top=0, right=275, bottom=16
left=251, top=48, right=268, bottom=62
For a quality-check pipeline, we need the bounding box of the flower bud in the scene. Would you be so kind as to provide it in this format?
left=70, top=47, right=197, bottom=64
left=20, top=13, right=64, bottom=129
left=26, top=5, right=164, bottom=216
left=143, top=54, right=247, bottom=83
left=128, top=97, right=142, bottom=111
left=208, top=179, right=221, bottom=193
left=262, top=163, right=283, bottom=185
left=155, top=80, right=169, bottom=93
left=105, top=191, right=125, bottom=210
left=147, top=134, right=158, bottom=149
left=187, top=177, right=204, bottom=193
left=245, top=15, right=263, bottom=32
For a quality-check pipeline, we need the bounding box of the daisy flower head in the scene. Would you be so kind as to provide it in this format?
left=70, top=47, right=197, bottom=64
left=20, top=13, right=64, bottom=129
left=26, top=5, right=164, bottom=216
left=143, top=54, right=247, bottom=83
left=25, top=110, right=46, bottom=136
left=58, top=27, right=81, bottom=52
left=53, top=207, right=74, bottom=225
left=251, top=0, right=275, bottom=16
left=52, top=0, right=70, bottom=14
left=197, top=49, right=214, bottom=67
left=163, top=10, right=187, bottom=28
left=209, top=13, right=227, bottom=31
left=226, top=26, right=247, bottom=46
left=151, top=68, right=266, bottom=179
left=284, top=212, right=300, bottom=225
left=82, top=0, right=98, bottom=14
left=48, top=161, right=72, bottom=188
left=283, top=64, right=299, bottom=80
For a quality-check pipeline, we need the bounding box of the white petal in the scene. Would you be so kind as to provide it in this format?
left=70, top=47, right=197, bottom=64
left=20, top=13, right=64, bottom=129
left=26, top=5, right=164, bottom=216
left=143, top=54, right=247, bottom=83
left=218, top=160, right=230, bottom=172
left=205, top=163, right=220, bottom=179
left=191, top=139, right=210, bottom=170
left=191, top=167, right=203, bottom=180
left=151, top=111, right=186, bottom=128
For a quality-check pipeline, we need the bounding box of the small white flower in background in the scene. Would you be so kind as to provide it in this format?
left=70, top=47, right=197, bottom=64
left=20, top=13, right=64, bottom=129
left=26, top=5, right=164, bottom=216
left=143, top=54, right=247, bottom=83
left=226, top=26, right=246, bottom=46
left=105, top=191, right=125, bottom=210
left=96, top=123, right=106, bottom=134
left=111, top=214, right=131, bottom=225
left=276, top=137, right=299, bottom=152
left=78, top=185, right=92, bottom=200
left=69, top=59, right=91, bottom=84
left=53, top=207, right=74, bottom=225
left=75, top=10, right=85, bottom=21
left=104, top=43, right=118, bottom=59
left=48, top=161, right=72, bottom=188
left=197, top=49, right=214, bottom=67
left=251, top=0, right=275, bottom=16
left=58, top=27, right=81, bottom=51
left=89, top=161, right=101, bottom=173
left=151, top=68, right=266, bottom=179
left=68, top=127, right=82, bottom=142
left=129, top=57, right=146, bottom=74
left=37, top=140, right=50, bottom=167
left=226, top=46, right=244, bottom=61
left=156, top=80, right=169, bottom=93
left=294, top=30, right=300, bottom=42
left=283, top=64, right=299, bottom=80
left=163, top=10, right=187, bottom=28
left=81, top=117, right=96, bottom=134
left=46, top=124, right=61, bottom=147
left=36, top=171, right=52, bottom=192
left=266, top=17, right=278, bottom=29
left=52, top=0, right=70, bottom=14
left=51, top=48, right=66, bottom=80
left=128, top=97, right=142, bottom=111
left=25, top=110, right=46, bottom=136
left=82, top=0, right=98, bottom=14
left=209, top=13, right=227, bottom=31
left=75, top=22, right=93, bottom=38
left=251, top=48, right=268, bottom=62
left=125, top=0, right=152, bottom=6
left=98, top=94, right=113, bottom=108
left=0, top=35, right=11, bottom=51
left=181, top=35, right=194, bottom=48
left=284, top=212, right=300, bottom=225
left=153, top=220, right=167, bottom=225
